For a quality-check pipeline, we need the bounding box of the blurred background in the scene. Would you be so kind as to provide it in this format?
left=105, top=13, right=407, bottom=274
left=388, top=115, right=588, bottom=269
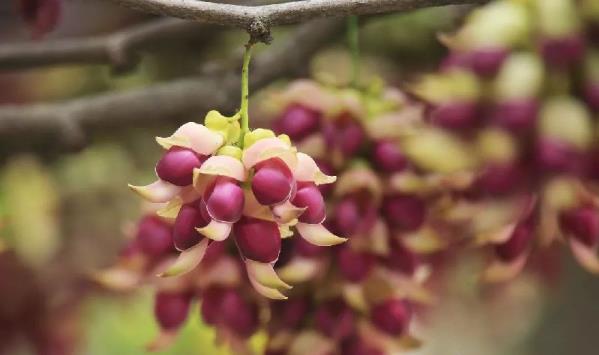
left=0, top=0, right=598, bottom=354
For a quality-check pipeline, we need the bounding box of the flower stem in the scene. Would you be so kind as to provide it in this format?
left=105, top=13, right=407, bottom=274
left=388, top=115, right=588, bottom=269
left=239, top=41, right=254, bottom=147
left=347, top=15, right=360, bottom=88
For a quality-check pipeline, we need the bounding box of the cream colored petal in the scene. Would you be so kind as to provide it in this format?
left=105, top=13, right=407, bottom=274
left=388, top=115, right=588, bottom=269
left=91, top=267, right=141, bottom=291
left=272, top=201, right=306, bottom=224
left=156, top=198, right=183, bottom=221
left=482, top=252, right=529, bottom=283
left=342, top=283, right=368, bottom=312
left=156, top=122, right=224, bottom=155
left=296, top=223, right=347, bottom=246
left=569, top=238, right=599, bottom=274
left=158, top=239, right=210, bottom=277
left=334, top=167, right=382, bottom=200
left=247, top=269, right=288, bottom=300
left=242, top=137, right=293, bottom=169
left=128, top=180, right=181, bottom=203
left=196, top=220, right=232, bottom=241
left=146, top=329, right=178, bottom=352
left=246, top=260, right=292, bottom=290
left=293, top=152, right=336, bottom=185
left=242, top=190, right=275, bottom=221
left=278, top=257, right=322, bottom=284
left=197, top=155, right=246, bottom=181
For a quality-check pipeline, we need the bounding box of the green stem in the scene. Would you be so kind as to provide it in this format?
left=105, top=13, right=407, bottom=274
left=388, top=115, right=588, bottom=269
left=347, top=15, right=360, bottom=88
left=239, top=42, right=254, bottom=147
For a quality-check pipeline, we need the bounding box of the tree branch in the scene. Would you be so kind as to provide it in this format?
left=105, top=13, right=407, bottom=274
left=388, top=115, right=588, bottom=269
left=0, top=18, right=210, bottom=72
left=110, top=0, right=486, bottom=42
left=0, top=19, right=344, bottom=156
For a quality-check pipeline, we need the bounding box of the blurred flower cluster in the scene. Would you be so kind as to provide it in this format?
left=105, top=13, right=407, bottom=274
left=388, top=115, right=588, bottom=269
left=408, top=0, right=599, bottom=280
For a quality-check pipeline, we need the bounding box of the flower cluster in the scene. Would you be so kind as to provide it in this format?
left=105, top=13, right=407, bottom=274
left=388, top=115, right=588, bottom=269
left=407, top=0, right=599, bottom=280
left=16, top=0, right=62, bottom=38
left=259, top=80, right=448, bottom=355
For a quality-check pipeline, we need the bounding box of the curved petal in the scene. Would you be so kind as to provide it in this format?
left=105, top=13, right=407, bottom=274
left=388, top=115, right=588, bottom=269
left=158, top=239, right=210, bottom=277
left=91, top=267, right=141, bottom=291
left=278, top=257, right=322, bottom=284
left=197, top=155, right=246, bottom=181
left=196, top=220, right=232, bottom=241
left=156, top=197, right=183, bottom=220
left=334, top=167, right=382, bottom=200
left=242, top=137, right=296, bottom=169
left=569, top=238, right=599, bottom=274
left=242, top=190, right=275, bottom=221
left=475, top=223, right=517, bottom=245
left=192, top=168, right=213, bottom=194
left=246, top=260, right=292, bottom=290
left=294, top=152, right=336, bottom=185
left=247, top=269, right=288, bottom=300
left=128, top=180, right=181, bottom=203
left=402, top=227, right=448, bottom=253
left=296, top=223, right=347, bottom=246
left=272, top=200, right=306, bottom=224
left=342, top=283, right=368, bottom=312
left=156, top=122, right=224, bottom=155
left=482, top=252, right=529, bottom=283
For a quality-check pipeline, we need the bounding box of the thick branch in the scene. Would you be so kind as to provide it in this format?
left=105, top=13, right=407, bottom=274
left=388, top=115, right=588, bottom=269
left=0, top=19, right=344, bottom=156
left=0, top=18, right=210, bottom=71
left=110, top=0, right=486, bottom=41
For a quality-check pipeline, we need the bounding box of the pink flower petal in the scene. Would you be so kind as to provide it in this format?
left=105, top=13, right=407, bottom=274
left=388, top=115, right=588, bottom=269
left=294, top=152, right=336, bottom=185
left=156, top=122, right=224, bottom=155
left=198, top=155, right=246, bottom=181
left=242, top=137, right=297, bottom=169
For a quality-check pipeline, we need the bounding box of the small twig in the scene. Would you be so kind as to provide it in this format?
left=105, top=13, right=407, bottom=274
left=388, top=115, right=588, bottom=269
left=110, top=0, right=487, bottom=43
left=0, top=18, right=210, bottom=71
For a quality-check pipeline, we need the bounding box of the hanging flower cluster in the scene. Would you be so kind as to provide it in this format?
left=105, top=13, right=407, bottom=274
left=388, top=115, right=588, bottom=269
left=127, top=109, right=344, bottom=301
left=16, top=0, right=62, bottom=38
left=406, top=0, right=599, bottom=280
left=258, top=79, right=454, bottom=355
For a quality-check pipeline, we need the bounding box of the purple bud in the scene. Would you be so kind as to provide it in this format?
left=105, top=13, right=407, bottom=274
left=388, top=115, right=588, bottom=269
left=204, top=176, right=244, bottom=223
left=252, top=158, right=294, bottom=206
left=202, top=240, right=226, bottom=267
left=372, top=140, right=408, bottom=173
left=385, top=240, right=419, bottom=276
left=382, top=195, right=426, bottom=231
left=337, top=247, right=374, bottom=283
left=342, top=338, right=384, bottom=355
left=234, top=216, right=281, bottom=263
left=495, top=222, right=533, bottom=262
left=315, top=299, right=355, bottom=340
left=334, top=196, right=377, bottom=237
left=476, top=162, right=523, bottom=195
left=292, top=182, right=326, bottom=224
left=19, top=0, right=61, bottom=38
left=220, top=289, right=259, bottom=338
left=270, top=298, right=309, bottom=329
left=535, top=138, right=581, bottom=173
left=154, top=292, right=191, bottom=330
left=430, top=101, right=478, bottom=130
left=339, top=120, right=366, bottom=157
left=295, top=234, right=325, bottom=258
left=273, top=104, right=321, bottom=141
left=156, top=146, right=206, bottom=186
left=200, top=287, right=225, bottom=325
left=583, top=82, right=599, bottom=112
left=559, top=207, right=599, bottom=248
left=136, top=216, right=173, bottom=258
left=490, top=99, right=539, bottom=132
left=173, top=202, right=210, bottom=250
left=370, top=299, right=411, bottom=336
left=540, top=35, right=585, bottom=69
left=468, top=47, right=508, bottom=77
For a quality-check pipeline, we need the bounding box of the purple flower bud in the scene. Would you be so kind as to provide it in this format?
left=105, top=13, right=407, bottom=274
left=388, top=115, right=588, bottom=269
left=136, top=216, right=173, bottom=258
left=372, top=140, right=408, bottom=173
left=18, top=0, right=61, bottom=38
left=490, top=99, right=539, bottom=132
left=156, top=146, right=207, bottom=186
left=273, top=104, right=321, bottom=141
left=476, top=162, right=524, bottom=195
left=324, top=116, right=365, bottom=157
left=370, top=299, right=411, bottom=336
left=294, top=234, right=325, bottom=258
left=342, top=338, right=384, bottom=355
left=559, top=207, right=599, bottom=248
left=468, top=47, right=508, bottom=77
left=154, top=292, right=191, bottom=330
left=540, top=35, right=585, bottom=69
left=200, top=287, right=225, bottom=325
left=270, top=298, right=309, bottom=329
left=495, top=222, right=533, bottom=262
left=252, top=158, right=294, bottom=206
left=430, top=101, right=479, bottom=130
left=583, top=82, right=599, bottom=112
left=337, top=247, right=374, bottom=283
left=292, top=182, right=326, bottom=224
left=535, top=138, right=581, bottom=173
left=173, top=202, right=210, bottom=250
left=385, top=240, right=419, bottom=276
left=334, top=196, right=377, bottom=237
left=220, top=289, right=259, bottom=338
left=234, top=216, right=281, bottom=263
left=382, top=194, right=426, bottom=231
left=204, top=176, right=244, bottom=223
left=202, top=240, right=226, bottom=267
left=315, top=299, right=355, bottom=340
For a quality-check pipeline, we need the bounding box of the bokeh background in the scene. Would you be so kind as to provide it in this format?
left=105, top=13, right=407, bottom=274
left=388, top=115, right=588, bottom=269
left=0, top=1, right=598, bottom=354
